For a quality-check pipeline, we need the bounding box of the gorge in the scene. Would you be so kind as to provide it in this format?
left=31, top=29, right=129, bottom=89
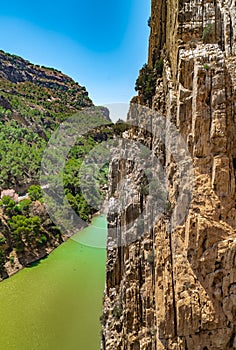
left=0, top=0, right=236, bottom=349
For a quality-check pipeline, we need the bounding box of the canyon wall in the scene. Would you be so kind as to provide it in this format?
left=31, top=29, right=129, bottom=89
left=102, top=1, right=236, bottom=349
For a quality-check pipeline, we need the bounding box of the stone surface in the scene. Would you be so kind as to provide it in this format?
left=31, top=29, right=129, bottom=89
left=102, top=1, right=236, bottom=349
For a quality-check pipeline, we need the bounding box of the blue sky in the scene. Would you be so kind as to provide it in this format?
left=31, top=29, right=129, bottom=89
left=0, top=0, right=150, bottom=107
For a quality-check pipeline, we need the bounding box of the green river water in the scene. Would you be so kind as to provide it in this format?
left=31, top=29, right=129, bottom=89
left=0, top=215, right=107, bottom=350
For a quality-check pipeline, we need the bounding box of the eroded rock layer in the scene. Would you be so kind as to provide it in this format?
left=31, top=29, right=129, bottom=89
left=102, top=0, right=236, bottom=349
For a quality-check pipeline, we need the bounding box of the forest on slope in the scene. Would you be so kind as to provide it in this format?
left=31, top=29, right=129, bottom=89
left=0, top=50, right=126, bottom=279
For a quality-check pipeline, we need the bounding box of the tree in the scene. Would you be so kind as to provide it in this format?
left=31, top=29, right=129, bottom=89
left=9, top=215, right=41, bottom=246
left=15, top=199, right=31, bottom=215
left=135, top=64, right=158, bottom=106
left=0, top=195, right=16, bottom=216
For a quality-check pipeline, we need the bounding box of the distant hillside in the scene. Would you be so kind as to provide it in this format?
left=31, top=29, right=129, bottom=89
left=0, top=50, right=114, bottom=279
left=0, top=50, right=93, bottom=136
left=0, top=50, right=113, bottom=192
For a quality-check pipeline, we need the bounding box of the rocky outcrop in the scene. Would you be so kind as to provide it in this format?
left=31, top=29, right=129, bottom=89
left=102, top=1, right=236, bottom=349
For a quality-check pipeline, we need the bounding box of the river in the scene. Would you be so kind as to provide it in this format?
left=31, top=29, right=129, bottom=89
left=0, top=215, right=107, bottom=350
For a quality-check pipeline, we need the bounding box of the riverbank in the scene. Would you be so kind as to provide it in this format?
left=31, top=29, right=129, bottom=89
left=0, top=207, right=103, bottom=281
left=0, top=215, right=107, bottom=350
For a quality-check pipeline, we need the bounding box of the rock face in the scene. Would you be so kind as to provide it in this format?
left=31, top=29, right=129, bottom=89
left=102, top=1, right=236, bottom=349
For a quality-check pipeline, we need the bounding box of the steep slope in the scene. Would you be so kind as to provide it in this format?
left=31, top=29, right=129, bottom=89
left=0, top=50, right=111, bottom=280
left=0, top=50, right=92, bottom=135
left=0, top=50, right=94, bottom=191
left=102, top=1, right=236, bottom=349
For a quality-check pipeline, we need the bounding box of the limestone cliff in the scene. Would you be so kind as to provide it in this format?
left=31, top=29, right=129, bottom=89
left=102, top=1, right=236, bottom=349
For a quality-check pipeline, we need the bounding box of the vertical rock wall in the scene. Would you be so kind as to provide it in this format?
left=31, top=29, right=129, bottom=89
left=102, top=1, right=236, bottom=349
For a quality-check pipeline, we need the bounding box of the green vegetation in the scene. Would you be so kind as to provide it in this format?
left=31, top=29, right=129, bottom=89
left=28, top=185, right=43, bottom=201
left=0, top=51, right=131, bottom=274
left=0, top=236, right=6, bottom=245
left=165, top=201, right=173, bottom=216
left=63, top=133, right=111, bottom=221
left=147, top=250, right=155, bottom=266
left=155, top=59, right=164, bottom=76
left=9, top=255, right=15, bottom=266
left=135, top=60, right=163, bottom=106
left=14, top=199, right=31, bottom=215
left=202, top=23, right=215, bottom=43
left=0, top=195, right=15, bottom=208
left=135, top=64, right=156, bottom=105
left=9, top=215, right=43, bottom=251
left=0, top=121, right=46, bottom=188
left=0, top=123, right=112, bottom=262
left=203, top=63, right=210, bottom=70
left=112, top=121, right=131, bottom=136
left=140, top=184, right=149, bottom=196
left=0, top=196, right=51, bottom=258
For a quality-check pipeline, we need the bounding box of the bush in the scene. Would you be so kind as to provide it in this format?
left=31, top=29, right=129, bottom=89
left=0, top=195, right=15, bottom=207
left=165, top=201, right=173, bottom=214
left=0, top=196, right=16, bottom=216
left=28, top=185, right=42, bottom=201
left=112, top=122, right=130, bottom=136
left=202, top=23, right=215, bottom=43
left=147, top=250, right=155, bottom=265
left=135, top=64, right=157, bottom=104
left=9, top=255, right=14, bottom=266
left=135, top=61, right=163, bottom=106
left=15, top=199, right=31, bottom=214
left=155, top=59, right=164, bottom=76
left=37, top=234, right=48, bottom=245
left=203, top=64, right=210, bottom=70
left=0, top=236, right=6, bottom=245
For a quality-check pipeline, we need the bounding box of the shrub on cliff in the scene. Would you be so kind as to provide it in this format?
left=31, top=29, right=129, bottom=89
left=135, top=60, right=163, bottom=106
left=155, top=59, right=164, bottom=76
left=202, top=23, right=215, bottom=43
left=135, top=64, right=156, bottom=104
